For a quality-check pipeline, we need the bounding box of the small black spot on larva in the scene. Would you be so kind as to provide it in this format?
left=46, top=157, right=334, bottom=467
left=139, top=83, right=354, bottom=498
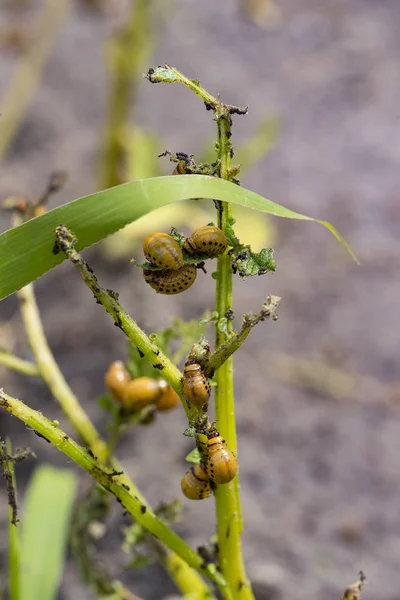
left=140, top=505, right=147, bottom=514
left=153, top=363, right=164, bottom=370
left=122, top=483, right=130, bottom=491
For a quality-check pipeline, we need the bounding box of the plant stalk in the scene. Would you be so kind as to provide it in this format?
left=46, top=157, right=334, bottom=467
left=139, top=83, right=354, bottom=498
left=146, top=63, right=254, bottom=599
left=0, top=391, right=227, bottom=592
left=214, top=116, right=254, bottom=599
left=0, top=0, right=71, bottom=163
left=100, top=0, right=152, bottom=189
left=0, top=351, right=40, bottom=377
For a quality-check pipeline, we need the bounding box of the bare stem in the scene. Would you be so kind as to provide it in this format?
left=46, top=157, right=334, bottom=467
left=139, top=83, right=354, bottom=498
left=146, top=64, right=254, bottom=599
left=214, top=113, right=254, bottom=600
left=0, top=351, right=40, bottom=378
left=0, top=0, right=71, bottom=163
left=0, top=390, right=226, bottom=591
left=18, top=283, right=107, bottom=461
left=53, top=225, right=204, bottom=424
left=100, top=0, right=152, bottom=188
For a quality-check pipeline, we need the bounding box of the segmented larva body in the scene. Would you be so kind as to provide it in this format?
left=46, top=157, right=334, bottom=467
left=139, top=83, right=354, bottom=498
left=143, top=232, right=184, bottom=270
left=182, top=362, right=211, bottom=406
left=181, top=463, right=211, bottom=500
left=207, top=435, right=238, bottom=484
left=143, top=264, right=197, bottom=295
left=122, top=376, right=160, bottom=410
left=105, top=361, right=131, bottom=403
left=155, top=379, right=180, bottom=411
left=183, top=226, right=227, bottom=257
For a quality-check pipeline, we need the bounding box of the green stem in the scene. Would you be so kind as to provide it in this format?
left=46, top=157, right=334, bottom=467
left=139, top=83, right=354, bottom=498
left=0, top=351, right=40, bottom=377
left=18, top=283, right=107, bottom=461
left=0, top=0, right=71, bottom=163
left=0, top=391, right=226, bottom=592
left=54, top=225, right=203, bottom=424
left=214, top=117, right=254, bottom=600
left=205, top=296, right=281, bottom=378
left=146, top=64, right=253, bottom=599
left=100, top=0, right=152, bottom=189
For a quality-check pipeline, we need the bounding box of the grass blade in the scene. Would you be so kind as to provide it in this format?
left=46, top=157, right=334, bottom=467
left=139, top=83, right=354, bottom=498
left=0, top=175, right=358, bottom=301
left=20, top=465, right=77, bottom=600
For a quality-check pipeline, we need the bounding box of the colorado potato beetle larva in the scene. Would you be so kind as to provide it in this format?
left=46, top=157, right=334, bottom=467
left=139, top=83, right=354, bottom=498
left=181, top=463, right=211, bottom=500
left=122, top=376, right=160, bottom=410
left=183, top=225, right=227, bottom=257
left=156, top=379, right=181, bottom=411
left=105, top=361, right=131, bottom=403
left=143, top=264, right=197, bottom=295
left=182, top=362, right=211, bottom=406
left=206, top=434, right=238, bottom=484
left=143, top=232, right=184, bottom=270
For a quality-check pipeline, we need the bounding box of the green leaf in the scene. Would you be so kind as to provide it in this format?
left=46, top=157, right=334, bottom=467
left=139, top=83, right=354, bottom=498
left=20, top=465, right=77, bottom=600
left=232, top=246, right=276, bottom=277
left=185, top=448, right=201, bottom=464
left=0, top=175, right=358, bottom=301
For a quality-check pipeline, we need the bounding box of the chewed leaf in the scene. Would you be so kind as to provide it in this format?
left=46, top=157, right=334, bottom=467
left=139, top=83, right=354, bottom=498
left=232, top=246, right=276, bottom=278
left=185, top=448, right=201, bottom=464
left=0, top=175, right=358, bottom=301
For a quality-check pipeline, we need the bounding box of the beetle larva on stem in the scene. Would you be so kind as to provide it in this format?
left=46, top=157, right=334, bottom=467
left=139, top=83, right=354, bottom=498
left=182, top=362, right=211, bottom=406
left=181, top=463, right=211, bottom=500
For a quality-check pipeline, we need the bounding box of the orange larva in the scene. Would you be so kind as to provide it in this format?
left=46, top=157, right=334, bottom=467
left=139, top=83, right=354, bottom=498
left=183, top=225, right=227, bottom=257
left=181, top=463, right=211, bottom=500
left=155, top=380, right=180, bottom=411
left=143, top=232, right=184, bottom=270
left=182, top=362, right=211, bottom=406
left=105, top=361, right=131, bottom=403
left=206, top=435, right=238, bottom=484
left=122, top=376, right=160, bottom=410
left=143, top=264, right=197, bottom=295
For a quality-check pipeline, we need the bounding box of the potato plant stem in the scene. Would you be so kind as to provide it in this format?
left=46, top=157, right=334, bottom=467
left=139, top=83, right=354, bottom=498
left=0, top=391, right=226, bottom=591
left=0, top=0, right=71, bottom=163
left=146, top=65, right=254, bottom=599
left=17, top=282, right=216, bottom=599
left=0, top=351, right=40, bottom=377
left=101, top=0, right=151, bottom=189
left=214, top=117, right=254, bottom=599
left=18, top=283, right=107, bottom=461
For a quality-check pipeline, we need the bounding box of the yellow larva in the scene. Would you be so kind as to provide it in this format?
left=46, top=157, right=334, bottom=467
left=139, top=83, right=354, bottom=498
left=143, top=264, right=197, bottom=295
left=105, top=361, right=131, bottom=403
left=182, top=362, right=211, bottom=406
left=183, top=225, right=227, bottom=257
left=181, top=463, right=211, bottom=500
left=155, top=380, right=180, bottom=411
left=206, top=435, right=238, bottom=484
left=122, top=377, right=160, bottom=410
left=143, top=232, right=183, bottom=270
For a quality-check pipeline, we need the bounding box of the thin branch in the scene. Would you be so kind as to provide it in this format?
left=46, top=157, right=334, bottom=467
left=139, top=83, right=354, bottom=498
left=0, top=390, right=227, bottom=591
left=340, top=571, right=366, bottom=600
left=0, top=0, right=71, bottom=163
left=53, top=225, right=203, bottom=424
left=204, top=296, right=281, bottom=377
left=0, top=351, right=40, bottom=377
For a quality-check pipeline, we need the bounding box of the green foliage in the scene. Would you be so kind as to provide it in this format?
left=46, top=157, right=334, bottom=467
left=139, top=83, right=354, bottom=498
left=20, top=465, right=77, bottom=600
left=185, top=447, right=201, bottom=464
left=127, top=315, right=210, bottom=380
left=0, top=175, right=357, bottom=301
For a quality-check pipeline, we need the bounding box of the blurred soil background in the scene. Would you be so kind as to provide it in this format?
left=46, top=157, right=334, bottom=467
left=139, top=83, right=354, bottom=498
left=0, top=0, right=400, bottom=598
